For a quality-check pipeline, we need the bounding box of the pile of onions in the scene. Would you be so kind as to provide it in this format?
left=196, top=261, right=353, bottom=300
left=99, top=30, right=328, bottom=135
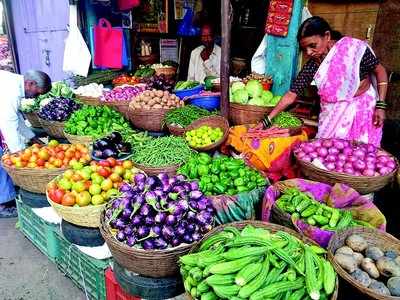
left=295, top=138, right=397, bottom=177
left=100, top=84, right=147, bottom=102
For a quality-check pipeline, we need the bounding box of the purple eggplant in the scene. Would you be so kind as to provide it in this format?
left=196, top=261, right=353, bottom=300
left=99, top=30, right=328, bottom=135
left=186, top=211, right=196, bottom=220
left=120, top=183, right=133, bottom=193
left=165, top=214, right=177, bottom=225
left=145, top=176, right=157, bottom=189
left=154, top=212, right=166, bottom=224
left=115, top=219, right=126, bottom=230
left=189, top=200, right=198, bottom=210
left=162, top=225, right=175, bottom=240
left=177, top=199, right=189, bottom=211
left=134, top=173, right=146, bottom=185
left=139, top=204, right=151, bottom=216
left=142, top=239, right=155, bottom=250
left=137, top=226, right=150, bottom=238
left=176, top=225, right=186, bottom=236
left=200, top=224, right=213, bottom=233
left=151, top=225, right=161, bottom=236
left=171, top=238, right=181, bottom=247
left=183, top=182, right=191, bottom=192
left=189, top=181, right=199, bottom=191
left=192, top=232, right=201, bottom=242
left=111, top=199, right=122, bottom=209
left=145, top=191, right=159, bottom=212
left=187, top=223, right=196, bottom=233
left=175, top=174, right=186, bottom=182
left=189, top=190, right=203, bottom=200
left=116, top=231, right=126, bottom=242
left=122, top=208, right=133, bottom=220
left=145, top=216, right=155, bottom=226
left=123, top=226, right=134, bottom=236
left=131, top=215, right=142, bottom=226
left=168, top=177, right=177, bottom=187
left=154, top=238, right=168, bottom=250
left=183, top=234, right=193, bottom=244
left=157, top=173, right=169, bottom=182
left=126, top=235, right=137, bottom=247
left=154, top=189, right=163, bottom=198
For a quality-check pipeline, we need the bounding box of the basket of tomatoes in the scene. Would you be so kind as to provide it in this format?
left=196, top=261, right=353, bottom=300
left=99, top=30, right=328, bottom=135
left=1, top=141, right=90, bottom=194
left=46, top=158, right=143, bottom=227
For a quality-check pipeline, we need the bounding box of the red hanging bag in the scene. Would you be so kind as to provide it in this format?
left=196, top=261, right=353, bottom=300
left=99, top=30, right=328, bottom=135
left=117, top=0, right=140, bottom=11
left=94, top=18, right=123, bottom=69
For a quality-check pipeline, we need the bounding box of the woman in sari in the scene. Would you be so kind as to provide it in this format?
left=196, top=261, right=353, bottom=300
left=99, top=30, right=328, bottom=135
left=263, top=16, right=388, bottom=147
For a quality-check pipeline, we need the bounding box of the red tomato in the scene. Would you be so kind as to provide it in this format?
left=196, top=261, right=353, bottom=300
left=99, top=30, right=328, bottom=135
left=106, top=157, right=117, bottom=168
left=98, top=160, right=111, bottom=168
left=97, top=167, right=111, bottom=178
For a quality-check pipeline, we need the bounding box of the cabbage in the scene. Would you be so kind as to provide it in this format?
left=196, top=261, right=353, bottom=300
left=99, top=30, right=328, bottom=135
left=245, top=80, right=263, bottom=98
left=231, top=81, right=245, bottom=94
left=248, top=96, right=264, bottom=106
left=261, top=90, right=273, bottom=103
left=271, top=95, right=282, bottom=105
left=232, top=89, right=249, bottom=104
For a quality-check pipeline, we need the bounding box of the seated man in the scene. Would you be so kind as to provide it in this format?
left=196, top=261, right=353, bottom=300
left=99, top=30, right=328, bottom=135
left=187, top=24, right=221, bottom=83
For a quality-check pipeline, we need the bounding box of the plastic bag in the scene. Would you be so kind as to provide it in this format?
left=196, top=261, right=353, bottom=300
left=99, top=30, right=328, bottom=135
left=63, top=5, right=91, bottom=76
left=261, top=179, right=386, bottom=247
left=210, top=187, right=267, bottom=225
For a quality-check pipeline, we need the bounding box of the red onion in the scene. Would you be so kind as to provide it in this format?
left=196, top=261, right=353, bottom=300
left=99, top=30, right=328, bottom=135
left=344, top=162, right=353, bottom=169
left=353, top=149, right=366, bottom=158
left=366, top=156, right=376, bottom=164
left=325, top=154, right=337, bottom=162
left=303, top=144, right=315, bottom=154
left=335, top=167, right=344, bottom=173
left=322, top=139, right=333, bottom=148
left=313, top=140, right=322, bottom=148
left=366, top=144, right=377, bottom=154
left=347, top=156, right=358, bottom=163
left=296, top=151, right=306, bottom=159
left=362, top=169, right=375, bottom=176
left=344, top=167, right=355, bottom=175
left=317, top=147, right=328, bottom=157
left=328, top=147, right=339, bottom=155
left=325, top=162, right=335, bottom=171
left=302, top=155, right=312, bottom=162
left=333, top=140, right=345, bottom=150
left=366, top=162, right=375, bottom=170
left=377, top=155, right=390, bottom=164
left=354, top=171, right=362, bottom=176
left=336, top=160, right=345, bottom=167
left=379, top=167, right=391, bottom=175
left=353, top=160, right=366, bottom=171
left=309, top=152, right=318, bottom=159
left=386, top=160, right=396, bottom=170
left=343, top=140, right=350, bottom=148
left=338, top=153, right=347, bottom=162
left=376, top=162, right=384, bottom=169
left=343, top=147, right=353, bottom=156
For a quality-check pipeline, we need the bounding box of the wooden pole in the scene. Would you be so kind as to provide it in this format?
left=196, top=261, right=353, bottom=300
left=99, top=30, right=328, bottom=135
left=220, top=0, right=231, bottom=118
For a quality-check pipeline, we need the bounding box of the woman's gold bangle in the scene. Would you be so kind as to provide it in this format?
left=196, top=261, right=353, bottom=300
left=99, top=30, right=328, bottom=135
left=378, top=82, right=388, bottom=86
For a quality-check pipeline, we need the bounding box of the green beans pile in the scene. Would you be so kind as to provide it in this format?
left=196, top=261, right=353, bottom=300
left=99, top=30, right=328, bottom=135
left=272, top=112, right=302, bottom=128
left=164, top=105, right=216, bottom=128
left=133, top=136, right=194, bottom=167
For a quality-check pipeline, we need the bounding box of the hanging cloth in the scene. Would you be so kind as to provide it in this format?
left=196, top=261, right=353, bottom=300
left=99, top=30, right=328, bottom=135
left=63, top=5, right=91, bottom=77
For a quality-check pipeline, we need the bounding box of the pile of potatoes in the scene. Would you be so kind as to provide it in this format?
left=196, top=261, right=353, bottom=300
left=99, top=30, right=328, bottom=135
left=131, top=89, right=184, bottom=110
left=334, top=234, right=400, bottom=296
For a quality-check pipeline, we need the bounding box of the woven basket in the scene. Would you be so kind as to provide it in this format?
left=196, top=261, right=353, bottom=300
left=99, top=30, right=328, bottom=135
left=46, top=178, right=106, bottom=227
left=186, top=221, right=339, bottom=300
left=154, top=66, right=176, bottom=78
left=23, top=112, right=42, bottom=128
left=132, top=162, right=180, bottom=177
left=128, top=105, right=170, bottom=132
left=75, top=94, right=101, bottom=106
left=104, top=100, right=131, bottom=119
left=229, top=103, right=273, bottom=125
left=100, top=210, right=192, bottom=277
left=64, top=132, right=94, bottom=147
left=1, top=159, right=66, bottom=194
left=296, top=149, right=398, bottom=195
left=271, top=204, right=295, bottom=229
left=184, top=116, right=230, bottom=151
left=39, top=118, right=66, bottom=139
left=166, top=123, right=185, bottom=136
left=328, top=227, right=400, bottom=300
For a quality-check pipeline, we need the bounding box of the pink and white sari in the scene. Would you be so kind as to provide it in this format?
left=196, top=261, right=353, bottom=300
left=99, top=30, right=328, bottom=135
left=314, top=37, right=382, bottom=147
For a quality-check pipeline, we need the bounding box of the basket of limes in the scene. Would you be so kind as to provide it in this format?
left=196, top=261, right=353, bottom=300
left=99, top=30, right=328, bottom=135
left=184, top=116, right=229, bottom=151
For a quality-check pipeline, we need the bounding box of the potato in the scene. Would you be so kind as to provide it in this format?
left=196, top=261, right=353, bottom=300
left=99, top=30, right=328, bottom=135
left=156, top=90, right=163, bottom=97
left=376, top=257, right=400, bottom=277
left=369, top=280, right=391, bottom=296
left=148, top=99, right=156, bottom=107
left=143, top=105, right=151, bottom=110
left=361, top=258, right=380, bottom=279
left=351, top=269, right=371, bottom=287
left=353, top=252, right=364, bottom=266
left=388, top=277, right=400, bottom=296
left=133, top=103, right=141, bottom=109
left=346, top=234, right=368, bottom=252
left=153, top=104, right=162, bottom=109
left=335, top=253, right=358, bottom=273
left=336, top=246, right=354, bottom=256
left=163, top=90, right=169, bottom=97
left=144, top=91, right=150, bottom=97
left=149, top=91, right=155, bottom=98
left=153, top=97, right=160, bottom=103
left=366, top=246, right=384, bottom=261
left=385, top=249, right=399, bottom=259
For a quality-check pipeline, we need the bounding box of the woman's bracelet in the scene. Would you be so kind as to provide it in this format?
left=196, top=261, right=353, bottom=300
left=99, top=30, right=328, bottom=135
left=376, top=100, right=387, bottom=110
left=378, top=82, right=388, bottom=86
left=262, top=116, right=272, bottom=128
